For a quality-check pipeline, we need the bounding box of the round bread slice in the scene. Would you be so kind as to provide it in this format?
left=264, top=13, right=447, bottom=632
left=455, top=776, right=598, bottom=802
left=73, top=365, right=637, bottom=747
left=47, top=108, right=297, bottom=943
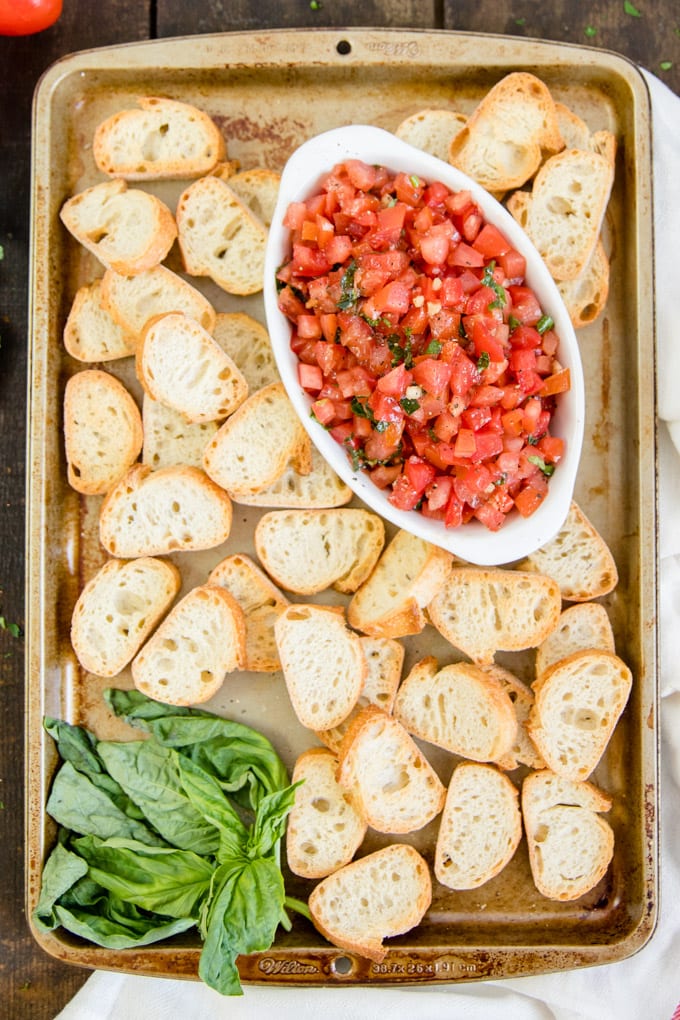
left=224, top=168, right=281, bottom=227
left=99, top=463, right=233, bottom=558
left=337, top=705, right=446, bottom=834
left=286, top=747, right=367, bottom=880
left=236, top=445, right=352, bottom=510
left=202, top=382, right=311, bottom=498
left=142, top=395, right=218, bottom=471
left=308, top=843, right=432, bottom=963
left=93, top=96, right=225, bottom=180
left=137, top=312, right=248, bottom=423
left=208, top=553, right=289, bottom=672
left=131, top=584, right=246, bottom=706
left=101, top=265, right=216, bottom=342
left=522, top=769, right=614, bottom=901
left=211, top=312, right=280, bottom=392
left=63, top=279, right=137, bottom=363
left=520, top=501, right=618, bottom=602
left=535, top=602, right=615, bottom=680
left=394, top=107, right=467, bottom=161
left=427, top=566, right=562, bottom=665
left=59, top=179, right=177, bottom=275
left=255, top=508, right=385, bottom=595
left=435, top=762, right=522, bottom=890
left=393, top=657, right=518, bottom=763
left=346, top=529, right=454, bottom=639
left=274, top=604, right=366, bottom=730
left=64, top=369, right=143, bottom=495
left=71, top=556, right=181, bottom=677
left=527, top=650, right=632, bottom=782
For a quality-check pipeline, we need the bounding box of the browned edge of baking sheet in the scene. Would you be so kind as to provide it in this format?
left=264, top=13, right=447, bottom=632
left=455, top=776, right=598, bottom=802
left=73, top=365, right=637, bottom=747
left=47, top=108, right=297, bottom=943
left=25, top=27, right=658, bottom=988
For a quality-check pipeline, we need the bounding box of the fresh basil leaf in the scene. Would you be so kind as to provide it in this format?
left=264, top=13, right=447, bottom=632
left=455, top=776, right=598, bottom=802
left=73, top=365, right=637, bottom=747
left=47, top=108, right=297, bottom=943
left=98, top=740, right=220, bottom=856
left=72, top=834, right=214, bottom=919
left=176, top=755, right=248, bottom=859
left=536, top=314, right=554, bottom=334
left=247, top=783, right=300, bottom=860
left=33, top=841, right=89, bottom=933
left=105, top=689, right=289, bottom=810
left=199, top=857, right=287, bottom=996
left=44, top=718, right=146, bottom=821
left=46, top=762, right=165, bottom=846
left=53, top=894, right=195, bottom=950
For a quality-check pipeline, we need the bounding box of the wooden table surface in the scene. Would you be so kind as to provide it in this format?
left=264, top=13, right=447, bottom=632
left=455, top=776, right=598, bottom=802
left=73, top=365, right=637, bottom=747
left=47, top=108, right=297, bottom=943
left=1, top=1, right=677, bottom=1016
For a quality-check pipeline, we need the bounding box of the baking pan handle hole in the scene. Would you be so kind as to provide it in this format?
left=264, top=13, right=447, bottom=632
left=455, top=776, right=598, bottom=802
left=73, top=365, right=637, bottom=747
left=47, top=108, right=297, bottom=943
left=331, top=955, right=354, bottom=976
left=336, top=40, right=352, bottom=56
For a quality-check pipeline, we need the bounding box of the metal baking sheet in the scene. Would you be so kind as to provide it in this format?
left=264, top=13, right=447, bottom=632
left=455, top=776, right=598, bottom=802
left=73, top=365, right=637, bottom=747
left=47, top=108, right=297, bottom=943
left=25, top=28, right=658, bottom=986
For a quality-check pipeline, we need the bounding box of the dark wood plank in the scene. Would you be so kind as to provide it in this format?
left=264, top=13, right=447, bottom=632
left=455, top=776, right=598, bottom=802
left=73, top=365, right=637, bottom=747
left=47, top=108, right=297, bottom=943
left=156, top=0, right=440, bottom=35
left=0, top=10, right=151, bottom=1020
left=443, top=0, right=680, bottom=95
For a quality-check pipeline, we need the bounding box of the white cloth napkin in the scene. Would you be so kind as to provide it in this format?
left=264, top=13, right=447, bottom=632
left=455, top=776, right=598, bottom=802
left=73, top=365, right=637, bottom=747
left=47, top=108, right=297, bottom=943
left=56, top=70, right=680, bottom=1020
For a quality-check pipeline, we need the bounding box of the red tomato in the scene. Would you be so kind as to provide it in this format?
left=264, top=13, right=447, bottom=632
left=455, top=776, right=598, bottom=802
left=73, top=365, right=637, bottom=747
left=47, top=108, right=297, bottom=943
left=277, top=159, right=569, bottom=532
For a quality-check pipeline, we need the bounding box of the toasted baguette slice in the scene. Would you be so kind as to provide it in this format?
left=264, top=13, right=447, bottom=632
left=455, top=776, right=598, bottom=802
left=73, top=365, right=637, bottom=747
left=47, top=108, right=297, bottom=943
left=63, top=279, right=137, bottom=362
left=347, top=529, right=453, bottom=639
left=556, top=239, right=610, bottom=329
left=99, top=464, right=232, bottom=557
left=60, top=179, right=177, bottom=275
left=255, top=508, right=385, bottom=595
left=101, top=265, right=216, bottom=341
left=315, top=636, right=405, bottom=754
left=393, top=657, right=517, bottom=762
left=522, top=769, right=614, bottom=901
left=137, top=312, right=248, bottom=423
left=483, top=664, right=545, bottom=771
left=64, top=369, right=143, bottom=495
left=211, top=312, right=280, bottom=392
left=71, top=556, right=181, bottom=677
left=176, top=175, right=267, bottom=295
left=131, top=584, right=245, bottom=705
left=427, top=567, right=562, bottom=665
left=286, top=748, right=367, bottom=879
left=435, top=763, right=522, bottom=890
left=142, top=395, right=218, bottom=470
left=208, top=553, right=289, bottom=672
left=505, top=148, right=614, bottom=281
left=224, top=168, right=281, bottom=227
left=554, top=102, right=591, bottom=151
left=520, top=501, right=618, bottom=602
left=202, top=382, right=311, bottom=498
left=337, top=706, right=446, bottom=834
left=448, top=72, right=563, bottom=191
left=527, top=650, right=632, bottom=781
left=394, top=108, right=467, bottom=162
left=93, top=96, right=225, bottom=180
left=308, top=843, right=432, bottom=963
left=236, top=445, right=352, bottom=509
left=535, top=602, right=615, bottom=680
left=275, top=604, right=366, bottom=730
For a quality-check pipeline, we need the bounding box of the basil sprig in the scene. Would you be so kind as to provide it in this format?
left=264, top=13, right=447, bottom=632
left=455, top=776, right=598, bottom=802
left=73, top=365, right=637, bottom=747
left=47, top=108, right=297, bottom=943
left=34, top=692, right=306, bottom=997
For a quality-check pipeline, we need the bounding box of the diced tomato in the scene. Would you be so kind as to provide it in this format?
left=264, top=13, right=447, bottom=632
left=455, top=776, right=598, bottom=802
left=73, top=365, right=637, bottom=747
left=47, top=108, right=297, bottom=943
left=369, top=463, right=402, bottom=488
left=539, top=367, right=571, bottom=397
left=299, top=363, right=323, bottom=391
left=508, top=285, right=543, bottom=325
left=449, top=241, right=485, bottom=268
left=291, top=243, right=332, bottom=276
left=311, top=397, right=336, bottom=425
left=497, top=247, right=526, bottom=281
left=472, top=223, right=511, bottom=258
left=514, top=479, right=548, bottom=517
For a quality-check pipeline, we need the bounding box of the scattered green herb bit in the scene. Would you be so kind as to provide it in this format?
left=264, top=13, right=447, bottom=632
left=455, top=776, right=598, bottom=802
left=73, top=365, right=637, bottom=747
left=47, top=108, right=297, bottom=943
left=409, top=175, right=421, bottom=189
left=400, top=397, right=421, bottom=414
left=528, top=454, right=555, bottom=476
left=387, top=333, right=414, bottom=368
left=526, top=434, right=539, bottom=445
left=508, top=314, right=521, bottom=331
left=350, top=396, right=373, bottom=419
left=0, top=615, right=22, bottom=638
left=34, top=692, right=305, bottom=998
left=660, top=61, right=673, bottom=71
left=458, top=318, right=468, bottom=342
left=624, top=0, right=642, bottom=15
left=425, top=339, right=443, bottom=357
left=337, top=260, right=359, bottom=310
left=0, top=244, right=4, bottom=260
left=361, top=312, right=392, bottom=329
left=494, top=474, right=508, bottom=486
left=477, top=351, right=490, bottom=371
left=310, top=0, right=322, bottom=8
left=536, top=314, right=554, bottom=335
left=428, top=426, right=438, bottom=441
left=481, top=261, right=507, bottom=308
left=515, top=17, right=526, bottom=26
left=584, top=25, right=597, bottom=37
